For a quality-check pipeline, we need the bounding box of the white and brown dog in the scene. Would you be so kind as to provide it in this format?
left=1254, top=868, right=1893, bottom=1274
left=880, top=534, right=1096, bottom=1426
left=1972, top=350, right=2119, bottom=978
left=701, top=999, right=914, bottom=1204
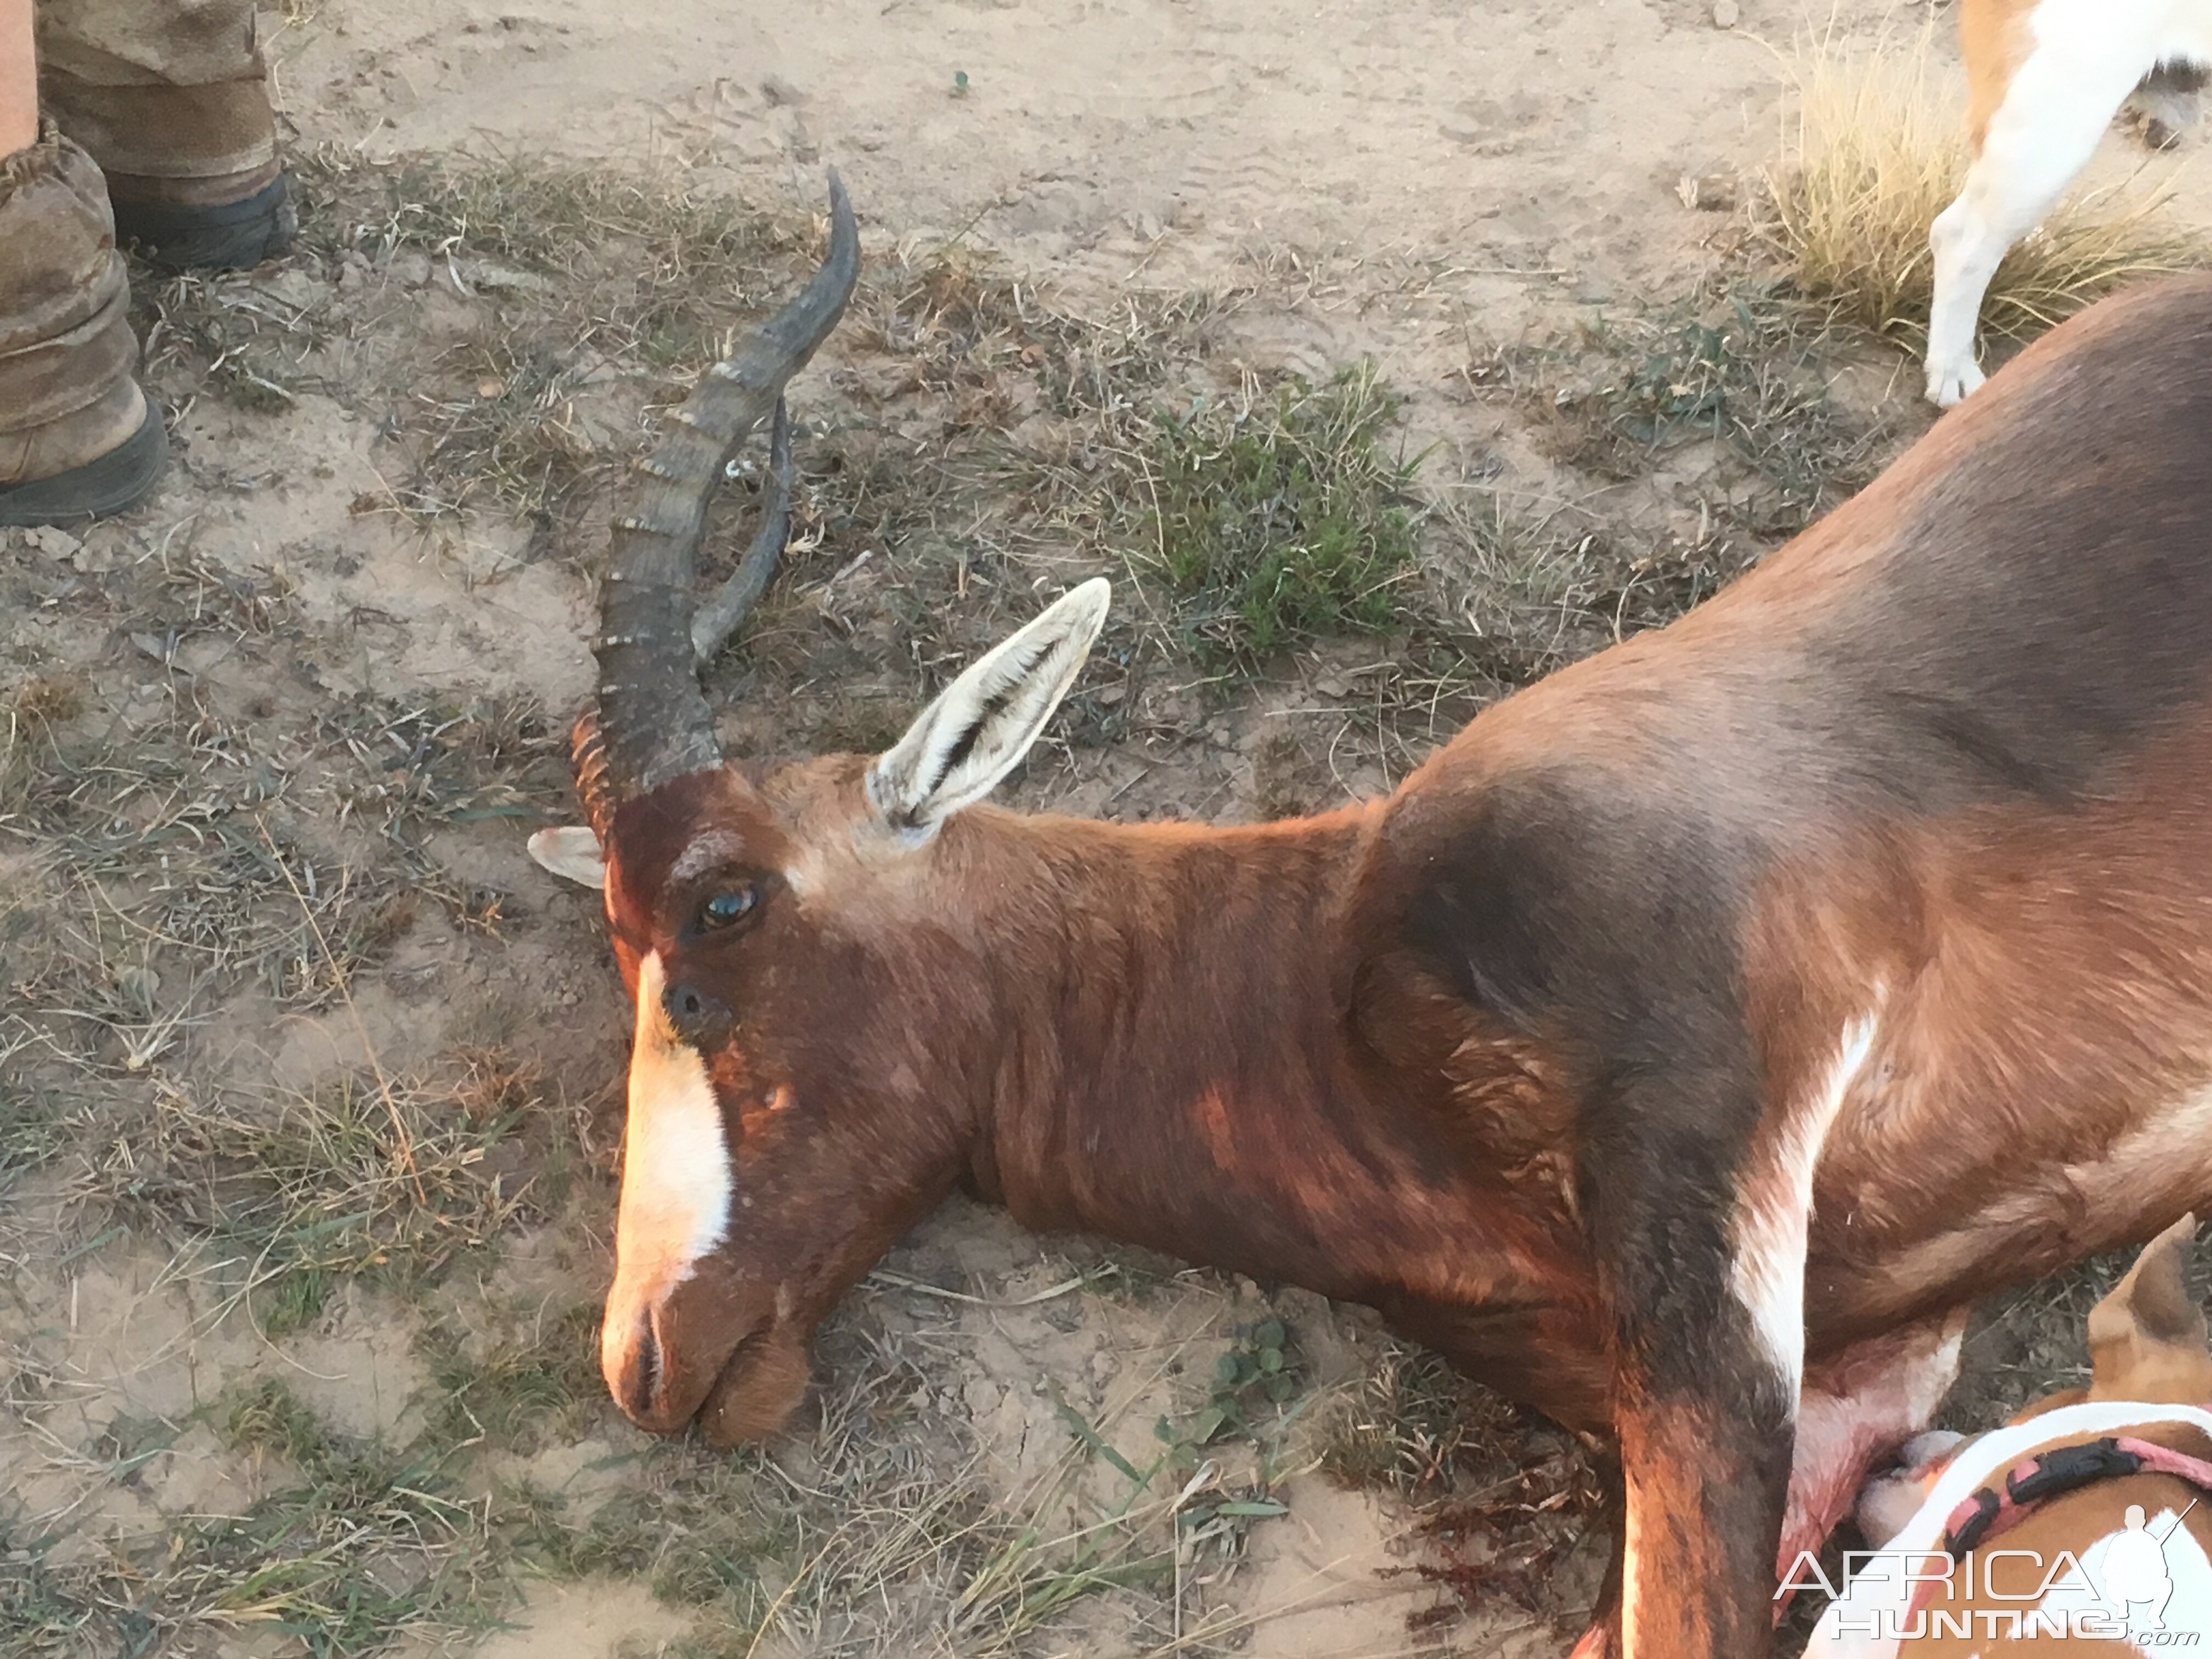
left=1809, top=1215, right=2212, bottom=1654
left=1925, top=0, right=2209, bottom=407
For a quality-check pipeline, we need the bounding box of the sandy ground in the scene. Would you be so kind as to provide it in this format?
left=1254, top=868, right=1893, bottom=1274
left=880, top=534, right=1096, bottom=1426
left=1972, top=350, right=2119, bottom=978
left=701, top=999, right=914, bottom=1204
left=7, top=1, right=2211, bottom=1656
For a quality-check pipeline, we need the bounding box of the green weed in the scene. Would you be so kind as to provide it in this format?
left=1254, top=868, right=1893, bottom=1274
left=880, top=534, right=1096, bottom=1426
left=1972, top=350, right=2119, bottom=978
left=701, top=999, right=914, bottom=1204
left=420, top=1304, right=603, bottom=1453
left=1136, top=363, right=1422, bottom=662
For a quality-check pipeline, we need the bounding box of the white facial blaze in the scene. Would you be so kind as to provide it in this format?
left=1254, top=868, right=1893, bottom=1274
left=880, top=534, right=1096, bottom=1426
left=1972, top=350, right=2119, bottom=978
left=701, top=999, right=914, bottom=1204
left=603, top=951, right=734, bottom=1361
left=1731, top=1004, right=1884, bottom=1402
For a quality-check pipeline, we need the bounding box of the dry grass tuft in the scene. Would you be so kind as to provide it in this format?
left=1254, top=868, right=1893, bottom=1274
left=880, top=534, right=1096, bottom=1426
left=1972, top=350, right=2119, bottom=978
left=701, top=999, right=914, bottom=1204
left=1764, top=29, right=2203, bottom=347
left=1319, top=1340, right=1495, bottom=1498
left=1437, top=278, right=1900, bottom=692
left=1318, top=1339, right=1606, bottom=1632
left=72, top=1070, right=535, bottom=1333
left=506, top=1302, right=1321, bottom=1656
left=8, top=676, right=85, bottom=730
left=305, top=149, right=809, bottom=369
left=4, top=1379, right=500, bottom=1658
left=3, top=742, right=397, bottom=1025
left=517, top=1353, right=1042, bottom=1654
left=294, top=149, right=816, bottom=519
left=420, top=1301, right=605, bottom=1453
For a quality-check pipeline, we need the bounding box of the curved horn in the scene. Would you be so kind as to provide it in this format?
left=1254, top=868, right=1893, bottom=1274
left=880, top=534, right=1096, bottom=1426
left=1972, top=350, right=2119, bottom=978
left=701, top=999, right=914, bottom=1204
left=692, top=396, right=794, bottom=665
left=590, top=171, right=860, bottom=800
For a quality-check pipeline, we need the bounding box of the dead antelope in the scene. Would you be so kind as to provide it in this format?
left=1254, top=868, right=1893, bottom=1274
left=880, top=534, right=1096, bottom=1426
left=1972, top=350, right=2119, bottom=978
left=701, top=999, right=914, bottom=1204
left=1925, top=0, right=2208, bottom=405
left=531, top=175, right=2212, bottom=1658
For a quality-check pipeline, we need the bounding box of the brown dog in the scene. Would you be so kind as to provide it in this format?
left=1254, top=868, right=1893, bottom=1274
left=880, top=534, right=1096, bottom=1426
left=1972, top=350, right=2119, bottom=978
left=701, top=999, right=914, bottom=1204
left=1809, top=1215, right=2212, bottom=1654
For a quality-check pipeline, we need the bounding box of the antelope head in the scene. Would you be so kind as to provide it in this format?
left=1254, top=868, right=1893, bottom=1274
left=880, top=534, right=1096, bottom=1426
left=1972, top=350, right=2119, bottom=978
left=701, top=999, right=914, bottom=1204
left=529, top=176, right=1111, bottom=1444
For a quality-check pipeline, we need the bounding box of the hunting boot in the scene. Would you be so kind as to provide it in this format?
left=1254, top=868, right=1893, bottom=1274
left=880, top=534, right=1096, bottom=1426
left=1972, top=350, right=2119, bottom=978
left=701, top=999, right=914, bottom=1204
left=36, top=0, right=293, bottom=270
left=0, top=125, right=166, bottom=526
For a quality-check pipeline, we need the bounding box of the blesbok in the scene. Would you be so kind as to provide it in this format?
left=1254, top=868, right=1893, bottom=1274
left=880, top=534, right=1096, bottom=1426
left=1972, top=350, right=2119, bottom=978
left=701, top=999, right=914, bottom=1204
left=1923, top=0, right=2208, bottom=407
left=529, top=174, right=2212, bottom=1658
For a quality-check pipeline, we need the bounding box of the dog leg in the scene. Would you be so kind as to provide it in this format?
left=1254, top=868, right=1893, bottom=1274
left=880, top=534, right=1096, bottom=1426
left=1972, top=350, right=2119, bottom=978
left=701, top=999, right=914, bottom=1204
left=1928, top=18, right=2155, bottom=407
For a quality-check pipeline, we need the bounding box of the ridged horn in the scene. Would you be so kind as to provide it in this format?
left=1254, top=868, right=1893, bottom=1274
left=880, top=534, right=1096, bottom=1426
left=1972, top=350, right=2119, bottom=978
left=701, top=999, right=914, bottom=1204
left=588, top=171, right=860, bottom=803
left=571, top=708, right=617, bottom=846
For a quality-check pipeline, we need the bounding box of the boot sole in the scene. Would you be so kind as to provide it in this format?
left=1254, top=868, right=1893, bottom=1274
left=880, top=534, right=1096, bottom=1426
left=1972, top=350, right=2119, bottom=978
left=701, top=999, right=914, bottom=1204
left=0, top=402, right=169, bottom=527
left=116, top=174, right=297, bottom=273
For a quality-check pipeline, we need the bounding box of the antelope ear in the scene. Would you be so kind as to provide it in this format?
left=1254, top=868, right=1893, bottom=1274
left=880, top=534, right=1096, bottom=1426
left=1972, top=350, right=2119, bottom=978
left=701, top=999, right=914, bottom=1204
left=528, top=825, right=608, bottom=889
left=867, top=577, right=1110, bottom=839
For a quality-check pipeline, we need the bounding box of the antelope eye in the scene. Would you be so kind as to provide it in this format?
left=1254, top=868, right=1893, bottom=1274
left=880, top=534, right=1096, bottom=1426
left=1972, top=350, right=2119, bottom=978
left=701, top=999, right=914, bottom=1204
left=698, top=886, right=757, bottom=929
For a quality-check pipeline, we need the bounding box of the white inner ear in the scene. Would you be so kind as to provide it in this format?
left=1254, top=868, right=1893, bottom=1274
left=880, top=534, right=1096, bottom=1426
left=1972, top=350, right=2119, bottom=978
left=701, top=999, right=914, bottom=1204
left=528, top=825, right=607, bottom=888
left=867, top=577, right=1111, bottom=838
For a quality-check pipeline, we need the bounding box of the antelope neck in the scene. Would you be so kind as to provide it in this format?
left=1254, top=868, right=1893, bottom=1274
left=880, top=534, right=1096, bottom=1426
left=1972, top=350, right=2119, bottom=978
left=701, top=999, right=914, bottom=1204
left=957, top=806, right=1514, bottom=1308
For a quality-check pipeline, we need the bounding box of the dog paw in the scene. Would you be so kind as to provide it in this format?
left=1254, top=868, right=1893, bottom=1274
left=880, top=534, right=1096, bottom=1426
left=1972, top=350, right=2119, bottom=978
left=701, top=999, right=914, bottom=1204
left=1926, top=357, right=1985, bottom=408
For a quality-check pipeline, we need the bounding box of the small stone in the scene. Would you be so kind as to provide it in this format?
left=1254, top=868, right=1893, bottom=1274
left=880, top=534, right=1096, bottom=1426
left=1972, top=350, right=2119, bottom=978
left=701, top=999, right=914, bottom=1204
left=761, top=74, right=806, bottom=107
left=1712, top=0, right=1739, bottom=26
left=253, top=267, right=321, bottom=309
left=961, top=1376, right=1002, bottom=1419
left=117, top=966, right=161, bottom=1012
left=453, top=259, right=555, bottom=295
left=1676, top=172, right=1738, bottom=212
left=476, top=377, right=507, bottom=399
left=24, top=524, right=80, bottom=561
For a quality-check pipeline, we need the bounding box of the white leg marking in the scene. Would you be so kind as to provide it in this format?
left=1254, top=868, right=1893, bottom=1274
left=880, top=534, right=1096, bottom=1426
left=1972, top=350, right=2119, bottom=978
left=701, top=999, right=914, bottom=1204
left=1928, top=6, right=2167, bottom=407
left=1620, top=1496, right=1640, bottom=1659
left=602, top=951, right=733, bottom=1372
left=1732, top=1011, right=1882, bottom=1401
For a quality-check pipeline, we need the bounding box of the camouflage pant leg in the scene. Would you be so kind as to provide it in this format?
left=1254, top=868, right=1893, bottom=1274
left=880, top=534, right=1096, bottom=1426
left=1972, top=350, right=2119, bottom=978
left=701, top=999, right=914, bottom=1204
left=34, top=0, right=276, bottom=184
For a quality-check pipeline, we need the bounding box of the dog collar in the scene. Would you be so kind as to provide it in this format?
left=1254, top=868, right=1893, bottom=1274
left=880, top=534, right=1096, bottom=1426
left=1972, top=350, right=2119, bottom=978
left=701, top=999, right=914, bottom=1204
left=1902, top=1434, right=2212, bottom=1619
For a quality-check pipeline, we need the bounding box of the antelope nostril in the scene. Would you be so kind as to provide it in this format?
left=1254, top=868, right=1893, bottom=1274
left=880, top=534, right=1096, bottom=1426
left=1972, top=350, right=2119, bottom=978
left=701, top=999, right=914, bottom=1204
left=638, top=1319, right=662, bottom=1405
left=613, top=1314, right=662, bottom=1418
left=663, top=980, right=733, bottom=1046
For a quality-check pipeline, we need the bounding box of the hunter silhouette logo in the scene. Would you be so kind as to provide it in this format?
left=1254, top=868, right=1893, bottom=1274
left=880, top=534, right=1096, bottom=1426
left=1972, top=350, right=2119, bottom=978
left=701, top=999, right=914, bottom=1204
left=1790, top=1504, right=2212, bottom=1650
left=2099, top=1501, right=2193, bottom=1630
